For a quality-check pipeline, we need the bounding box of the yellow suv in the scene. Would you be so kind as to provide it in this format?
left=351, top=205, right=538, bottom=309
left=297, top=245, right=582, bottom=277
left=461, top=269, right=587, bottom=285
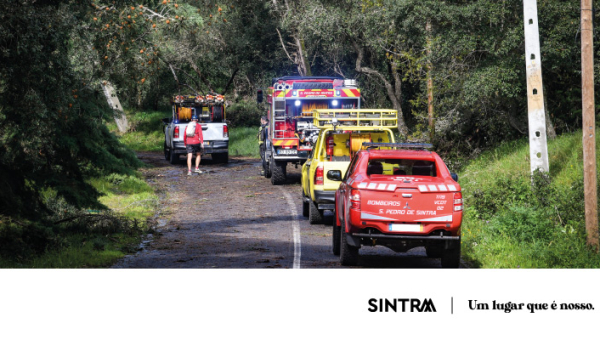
left=301, top=109, right=398, bottom=224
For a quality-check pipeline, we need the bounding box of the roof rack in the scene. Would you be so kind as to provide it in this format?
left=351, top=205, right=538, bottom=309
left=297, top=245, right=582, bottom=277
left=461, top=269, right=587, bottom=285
left=363, top=142, right=433, bottom=150
left=172, top=94, right=225, bottom=106
left=313, top=109, right=398, bottom=130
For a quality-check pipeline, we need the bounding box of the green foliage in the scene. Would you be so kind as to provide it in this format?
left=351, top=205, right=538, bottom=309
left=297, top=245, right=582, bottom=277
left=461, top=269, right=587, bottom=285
left=460, top=130, right=600, bottom=268
left=108, top=109, right=167, bottom=152
left=0, top=170, right=157, bottom=267
left=229, top=126, right=260, bottom=158
left=226, top=101, right=263, bottom=127
left=0, top=0, right=143, bottom=220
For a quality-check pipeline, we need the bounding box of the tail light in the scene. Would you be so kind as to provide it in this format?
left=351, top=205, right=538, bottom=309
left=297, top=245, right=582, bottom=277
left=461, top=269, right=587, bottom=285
left=223, top=125, right=229, bottom=138
left=174, top=126, right=180, bottom=138
left=350, top=189, right=361, bottom=210
left=314, top=165, right=324, bottom=185
left=454, top=192, right=463, bottom=212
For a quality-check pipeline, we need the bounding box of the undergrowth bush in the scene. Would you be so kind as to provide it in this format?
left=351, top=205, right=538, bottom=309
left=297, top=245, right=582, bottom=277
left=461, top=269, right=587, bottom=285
left=460, top=132, right=600, bottom=268
left=0, top=172, right=155, bottom=267
left=226, top=101, right=263, bottom=127
left=0, top=218, right=63, bottom=260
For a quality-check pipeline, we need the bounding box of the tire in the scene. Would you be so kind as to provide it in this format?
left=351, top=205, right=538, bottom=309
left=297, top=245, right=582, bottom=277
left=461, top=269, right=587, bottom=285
left=308, top=199, right=324, bottom=224
left=270, top=158, right=286, bottom=185
left=340, top=222, right=359, bottom=266
left=302, top=193, right=309, bottom=217
left=263, top=156, right=271, bottom=178
left=164, top=141, right=170, bottom=160
left=213, top=152, right=229, bottom=163
left=169, top=148, right=179, bottom=164
left=332, top=212, right=341, bottom=256
left=441, top=241, right=461, bottom=268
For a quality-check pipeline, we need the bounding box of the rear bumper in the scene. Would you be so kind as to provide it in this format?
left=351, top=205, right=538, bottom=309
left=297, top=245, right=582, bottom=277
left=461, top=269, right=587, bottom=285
left=314, top=190, right=335, bottom=210
left=346, top=228, right=460, bottom=250
left=345, top=209, right=462, bottom=249
left=173, top=141, right=229, bottom=154
left=352, top=232, right=459, bottom=241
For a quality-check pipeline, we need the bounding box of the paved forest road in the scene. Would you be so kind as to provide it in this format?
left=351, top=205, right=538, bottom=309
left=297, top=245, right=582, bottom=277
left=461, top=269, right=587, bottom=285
left=114, top=151, right=464, bottom=268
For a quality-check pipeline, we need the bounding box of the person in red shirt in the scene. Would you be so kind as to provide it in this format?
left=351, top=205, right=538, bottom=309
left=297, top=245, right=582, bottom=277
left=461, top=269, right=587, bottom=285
left=183, top=114, right=204, bottom=175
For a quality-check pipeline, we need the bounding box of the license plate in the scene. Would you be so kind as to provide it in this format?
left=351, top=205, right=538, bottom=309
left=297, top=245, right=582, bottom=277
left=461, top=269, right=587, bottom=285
left=389, top=224, right=422, bottom=232
left=278, top=149, right=298, bottom=155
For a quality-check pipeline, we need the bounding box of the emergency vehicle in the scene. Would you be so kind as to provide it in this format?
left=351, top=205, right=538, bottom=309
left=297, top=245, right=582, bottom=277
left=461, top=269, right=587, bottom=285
left=331, top=143, right=462, bottom=267
left=257, top=76, right=362, bottom=185
left=162, top=93, right=229, bottom=164
left=301, top=109, right=398, bottom=224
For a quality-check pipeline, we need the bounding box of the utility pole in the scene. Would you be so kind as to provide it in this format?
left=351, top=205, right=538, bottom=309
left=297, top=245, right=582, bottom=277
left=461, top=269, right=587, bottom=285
left=523, top=0, right=550, bottom=174
left=426, top=19, right=434, bottom=142
left=581, top=0, right=599, bottom=250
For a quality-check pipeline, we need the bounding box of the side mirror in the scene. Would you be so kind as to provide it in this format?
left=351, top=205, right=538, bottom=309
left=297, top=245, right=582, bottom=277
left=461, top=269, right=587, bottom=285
left=451, top=172, right=459, bottom=182
left=327, top=170, right=342, bottom=181
left=161, top=117, right=171, bottom=126
left=257, top=89, right=263, bottom=103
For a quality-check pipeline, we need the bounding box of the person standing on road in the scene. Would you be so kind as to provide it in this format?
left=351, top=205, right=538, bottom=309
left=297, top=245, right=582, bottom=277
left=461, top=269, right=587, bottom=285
left=184, top=114, right=204, bottom=175
left=258, top=116, right=269, bottom=161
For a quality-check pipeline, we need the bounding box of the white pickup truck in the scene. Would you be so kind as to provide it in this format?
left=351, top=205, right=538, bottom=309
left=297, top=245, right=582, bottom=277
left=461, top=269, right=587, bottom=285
left=162, top=94, right=229, bottom=164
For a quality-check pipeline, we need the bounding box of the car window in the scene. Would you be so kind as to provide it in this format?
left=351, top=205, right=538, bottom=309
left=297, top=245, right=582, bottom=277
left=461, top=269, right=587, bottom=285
left=367, top=159, right=437, bottom=177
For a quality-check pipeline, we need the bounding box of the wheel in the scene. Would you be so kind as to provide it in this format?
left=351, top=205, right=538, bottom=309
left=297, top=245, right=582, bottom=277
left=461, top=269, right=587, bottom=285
left=441, top=241, right=461, bottom=268
left=340, top=221, right=359, bottom=266
left=169, top=149, right=179, bottom=164
left=308, top=199, right=324, bottom=224
left=164, top=141, right=170, bottom=160
left=302, top=192, right=309, bottom=217
left=270, top=158, right=286, bottom=185
left=213, top=152, right=229, bottom=163
left=263, top=156, right=271, bottom=178
left=332, top=212, right=341, bottom=256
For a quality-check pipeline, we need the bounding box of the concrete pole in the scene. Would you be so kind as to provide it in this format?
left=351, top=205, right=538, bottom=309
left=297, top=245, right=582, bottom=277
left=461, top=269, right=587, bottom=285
left=581, top=0, right=599, bottom=250
left=426, top=19, right=434, bottom=142
left=523, top=0, right=550, bottom=174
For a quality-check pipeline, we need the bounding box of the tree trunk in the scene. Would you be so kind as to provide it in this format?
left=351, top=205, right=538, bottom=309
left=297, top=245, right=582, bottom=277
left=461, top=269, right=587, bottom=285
left=222, top=68, right=239, bottom=95
left=352, top=41, right=408, bottom=135
left=101, top=81, right=129, bottom=133
left=296, top=37, right=311, bottom=76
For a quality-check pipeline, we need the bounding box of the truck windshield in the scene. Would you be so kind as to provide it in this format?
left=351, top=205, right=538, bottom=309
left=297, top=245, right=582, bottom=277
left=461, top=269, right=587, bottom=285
left=285, top=99, right=360, bottom=117
left=367, top=159, right=437, bottom=177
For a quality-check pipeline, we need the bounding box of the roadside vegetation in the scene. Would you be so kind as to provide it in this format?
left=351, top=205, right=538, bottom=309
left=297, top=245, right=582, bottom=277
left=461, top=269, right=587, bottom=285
left=112, top=110, right=167, bottom=152
left=459, top=130, right=600, bottom=268
left=0, top=174, right=156, bottom=268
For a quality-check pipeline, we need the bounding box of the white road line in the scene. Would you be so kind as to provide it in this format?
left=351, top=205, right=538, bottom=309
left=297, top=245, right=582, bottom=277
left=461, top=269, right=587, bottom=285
left=279, top=187, right=301, bottom=269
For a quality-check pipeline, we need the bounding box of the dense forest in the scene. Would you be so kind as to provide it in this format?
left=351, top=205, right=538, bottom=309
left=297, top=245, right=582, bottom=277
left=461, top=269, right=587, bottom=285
left=1, top=0, right=598, bottom=221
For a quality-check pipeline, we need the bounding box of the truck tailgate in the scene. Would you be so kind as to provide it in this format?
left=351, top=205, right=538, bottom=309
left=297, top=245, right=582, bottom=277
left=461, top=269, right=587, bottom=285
left=359, top=178, right=456, bottom=223
left=200, top=123, right=227, bottom=141
left=323, top=161, right=350, bottom=191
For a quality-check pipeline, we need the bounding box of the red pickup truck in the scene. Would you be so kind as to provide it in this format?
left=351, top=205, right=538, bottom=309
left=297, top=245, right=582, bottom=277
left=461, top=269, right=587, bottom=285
left=331, top=143, right=463, bottom=267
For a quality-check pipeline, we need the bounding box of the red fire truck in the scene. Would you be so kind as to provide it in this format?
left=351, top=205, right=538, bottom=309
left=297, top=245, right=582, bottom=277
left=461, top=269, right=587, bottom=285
left=257, top=76, right=362, bottom=185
